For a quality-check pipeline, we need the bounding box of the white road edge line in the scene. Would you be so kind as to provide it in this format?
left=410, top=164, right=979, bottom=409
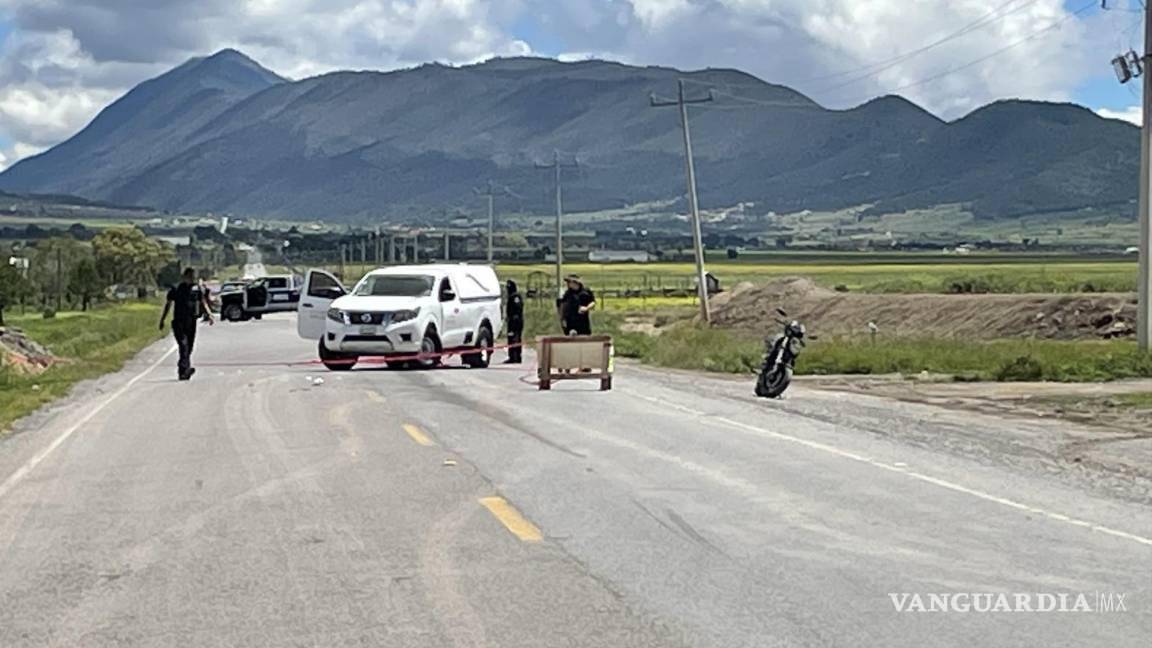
left=630, top=392, right=1152, bottom=548
left=0, top=344, right=177, bottom=502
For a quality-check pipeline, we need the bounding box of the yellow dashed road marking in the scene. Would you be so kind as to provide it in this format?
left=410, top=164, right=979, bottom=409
left=403, top=423, right=435, bottom=446
left=479, top=496, right=543, bottom=542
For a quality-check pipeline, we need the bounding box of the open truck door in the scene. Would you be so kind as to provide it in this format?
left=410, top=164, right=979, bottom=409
left=297, top=269, right=345, bottom=340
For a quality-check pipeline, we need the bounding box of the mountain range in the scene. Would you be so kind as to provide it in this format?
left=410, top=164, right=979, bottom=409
left=0, top=49, right=1139, bottom=223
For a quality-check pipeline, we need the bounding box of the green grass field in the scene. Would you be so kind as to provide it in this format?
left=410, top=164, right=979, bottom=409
left=321, top=255, right=1138, bottom=296
left=0, top=303, right=165, bottom=432
left=497, top=260, right=1138, bottom=294
left=515, top=300, right=1152, bottom=382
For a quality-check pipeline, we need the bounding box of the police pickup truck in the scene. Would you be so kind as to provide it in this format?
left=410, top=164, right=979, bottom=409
left=297, top=264, right=503, bottom=371
left=219, top=274, right=302, bottom=321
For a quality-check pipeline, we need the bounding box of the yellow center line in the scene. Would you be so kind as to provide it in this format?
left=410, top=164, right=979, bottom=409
left=402, top=423, right=435, bottom=446
left=478, top=496, right=543, bottom=542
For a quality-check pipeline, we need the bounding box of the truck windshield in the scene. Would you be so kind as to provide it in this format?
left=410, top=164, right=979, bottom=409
left=354, top=275, right=435, bottom=297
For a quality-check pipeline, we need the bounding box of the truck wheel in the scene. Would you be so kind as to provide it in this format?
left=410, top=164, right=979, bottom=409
left=464, top=325, right=493, bottom=368
left=223, top=303, right=244, bottom=322
left=318, top=339, right=356, bottom=371
left=415, top=330, right=441, bottom=369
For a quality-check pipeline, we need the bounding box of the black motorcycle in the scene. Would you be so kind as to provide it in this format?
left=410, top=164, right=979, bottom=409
left=755, top=308, right=808, bottom=399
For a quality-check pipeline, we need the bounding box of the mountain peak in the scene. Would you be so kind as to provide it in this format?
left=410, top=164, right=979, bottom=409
left=0, top=51, right=1136, bottom=222
left=206, top=48, right=250, bottom=62
left=178, top=48, right=285, bottom=86
left=849, top=95, right=943, bottom=125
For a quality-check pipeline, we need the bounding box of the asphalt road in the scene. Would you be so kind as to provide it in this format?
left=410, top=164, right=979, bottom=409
left=1, top=315, right=1149, bottom=647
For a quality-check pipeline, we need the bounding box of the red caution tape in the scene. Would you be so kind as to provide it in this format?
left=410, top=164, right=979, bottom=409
left=197, top=341, right=531, bottom=368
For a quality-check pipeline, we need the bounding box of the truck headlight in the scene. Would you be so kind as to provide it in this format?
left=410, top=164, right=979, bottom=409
left=391, top=308, right=419, bottom=323
left=327, top=308, right=345, bottom=323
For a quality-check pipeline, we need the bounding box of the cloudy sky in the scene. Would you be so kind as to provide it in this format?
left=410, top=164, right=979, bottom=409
left=0, top=0, right=1142, bottom=170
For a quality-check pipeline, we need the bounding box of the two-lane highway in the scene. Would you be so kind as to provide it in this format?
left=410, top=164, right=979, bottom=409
left=1, top=315, right=1149, bottom=647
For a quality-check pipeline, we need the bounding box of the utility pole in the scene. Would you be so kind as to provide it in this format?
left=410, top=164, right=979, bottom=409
left=536, top=151, right=579, bottom=294
left=476, top=181, right=520, bottom=263
left=651, top=80, right=714, bottom=323
left=1111, top=3, right=1152, bottom=350
left=55, top=247, right=63, bottom=311
left=477, top=180, right=497, bottom=262
left=1142, top=2, right=1152, bottom=351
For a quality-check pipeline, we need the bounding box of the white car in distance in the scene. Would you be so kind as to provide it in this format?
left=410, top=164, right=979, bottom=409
left=297, top=264, right=503, bottom=371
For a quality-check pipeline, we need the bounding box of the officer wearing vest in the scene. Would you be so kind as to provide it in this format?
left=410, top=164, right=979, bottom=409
left=159, top=267, right=214, bottom=380
left=504, top=279, right=524, bottom=364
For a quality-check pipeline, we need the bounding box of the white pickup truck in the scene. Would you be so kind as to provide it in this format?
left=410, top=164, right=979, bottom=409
left=297, top=265, right=504, bottom=371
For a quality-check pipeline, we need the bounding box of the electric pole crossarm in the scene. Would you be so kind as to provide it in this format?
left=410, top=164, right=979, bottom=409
left=650, top=93, right=714, bottom=108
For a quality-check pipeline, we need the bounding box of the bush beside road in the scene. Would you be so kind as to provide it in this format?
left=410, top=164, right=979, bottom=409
left=0, top=302, right=165, bottom=432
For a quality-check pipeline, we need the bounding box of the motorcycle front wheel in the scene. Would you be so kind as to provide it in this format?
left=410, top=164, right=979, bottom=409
left=755, top=366, right=793, bottom=398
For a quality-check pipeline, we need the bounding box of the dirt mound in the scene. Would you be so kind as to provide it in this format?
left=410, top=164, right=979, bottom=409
left=0, top=327, right=57, bottom=374
left=710, top=278, right=1137, bottom=340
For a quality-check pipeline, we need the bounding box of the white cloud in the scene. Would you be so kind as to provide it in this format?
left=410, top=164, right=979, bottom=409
left=1097, top=105, right=1142, bottom=125
left=12, top=143, right=46, bottom=159
left=0, top=0, right=1116, bottom=167
left=525, top=0, right=1102, bottom=117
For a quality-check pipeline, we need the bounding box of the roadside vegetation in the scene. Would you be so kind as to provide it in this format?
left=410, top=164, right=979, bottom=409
left=520, top=299, right=1152, bottom=383
left=0, top=303, right=165, bottom=432
left=0, top=226, right=181, bottom=432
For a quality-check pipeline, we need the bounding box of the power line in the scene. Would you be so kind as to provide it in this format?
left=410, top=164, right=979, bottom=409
left=818, top=0, right=1090, bottom=95
left=874, top=0, right=1096, bottom=98
left=676, top=1, right=1095, bottom=112
left=799, top=0, right=1047, bottom=87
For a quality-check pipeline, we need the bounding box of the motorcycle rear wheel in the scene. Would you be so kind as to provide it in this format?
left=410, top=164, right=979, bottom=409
left=756, top=366, right=793, bottom=398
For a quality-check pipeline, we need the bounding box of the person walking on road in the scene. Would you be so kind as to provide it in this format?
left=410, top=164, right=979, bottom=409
left=558, top=274, right=596, bottom=336
left=159, top=267, right=214, bottom=381
left=504, top=279, right=525, bottom=364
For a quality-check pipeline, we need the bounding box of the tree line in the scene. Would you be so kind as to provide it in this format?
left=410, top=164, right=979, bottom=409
left=0, top=227, right=177, bottom=326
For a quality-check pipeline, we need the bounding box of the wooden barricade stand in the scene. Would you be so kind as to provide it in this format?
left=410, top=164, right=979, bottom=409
left=537, top=335, right=614, bottom=391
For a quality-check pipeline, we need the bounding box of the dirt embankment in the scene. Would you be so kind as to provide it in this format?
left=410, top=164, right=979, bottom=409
left=709, top=278, right=1137, bottom=340
left=0, top=327, right=57, bottom=374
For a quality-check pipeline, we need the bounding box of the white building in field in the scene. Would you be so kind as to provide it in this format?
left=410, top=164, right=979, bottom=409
left=588, top=250, right=651, bottom=263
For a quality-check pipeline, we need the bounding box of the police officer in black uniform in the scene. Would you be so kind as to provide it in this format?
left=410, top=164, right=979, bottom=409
left=504, top=279, right=524, bottom=364
left=558, top=274, right=596, bottom=335
left=159, top=267, right=214, bottom=380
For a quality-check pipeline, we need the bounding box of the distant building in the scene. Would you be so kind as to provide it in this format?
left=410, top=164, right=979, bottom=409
left=587, top=250, right=651, bottom=263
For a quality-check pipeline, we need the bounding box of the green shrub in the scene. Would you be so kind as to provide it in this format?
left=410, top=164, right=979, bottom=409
left=995, top=355, right=1044, bottom=381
